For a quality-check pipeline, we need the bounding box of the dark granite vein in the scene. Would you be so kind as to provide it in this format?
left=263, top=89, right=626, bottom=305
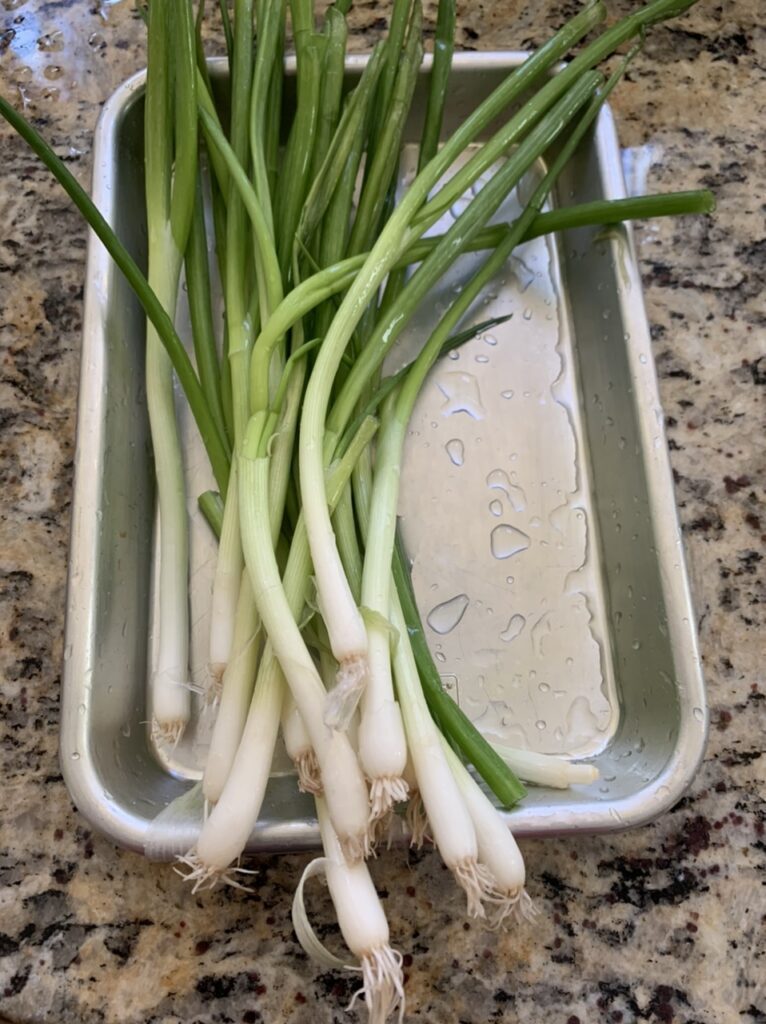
left=1, top=0, right=765, bottom=1022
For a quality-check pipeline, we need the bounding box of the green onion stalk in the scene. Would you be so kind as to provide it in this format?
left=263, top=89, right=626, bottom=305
left=143, top=0, right=199, bottom=745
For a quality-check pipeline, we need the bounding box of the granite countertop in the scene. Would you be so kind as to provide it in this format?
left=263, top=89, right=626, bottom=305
left=0, top=1, right=764, bottom=1022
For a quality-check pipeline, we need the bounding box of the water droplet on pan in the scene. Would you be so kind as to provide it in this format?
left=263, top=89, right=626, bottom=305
left=486, top=468, right=526, bottom=513
left=450, top=194, right=471, bottom=220
left=499, top=614, right=525, bottom=643
left=426, top=593, right=470, bottom=635
left=490, top=524, right=530, bottom=560
left=445, top=438, right=465, bottom=466
left=437, top=371, right=485, bottom=420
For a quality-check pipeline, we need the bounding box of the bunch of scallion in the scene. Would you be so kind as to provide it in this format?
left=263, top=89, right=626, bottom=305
left=0, top=0, right=713, bottom=1017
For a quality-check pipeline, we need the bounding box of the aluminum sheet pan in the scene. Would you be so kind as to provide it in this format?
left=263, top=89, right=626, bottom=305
left=61, top=53, right=708, bottom=857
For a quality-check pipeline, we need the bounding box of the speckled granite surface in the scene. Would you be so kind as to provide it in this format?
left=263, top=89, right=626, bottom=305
left=0, top=1, right=764, bottom=1022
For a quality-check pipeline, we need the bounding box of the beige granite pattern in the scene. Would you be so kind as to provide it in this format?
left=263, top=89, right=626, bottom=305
left=0, top=1, right=765, bottom=1022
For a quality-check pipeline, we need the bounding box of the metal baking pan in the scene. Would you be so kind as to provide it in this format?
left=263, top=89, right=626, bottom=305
left=61, top=53, right=707, bottom=858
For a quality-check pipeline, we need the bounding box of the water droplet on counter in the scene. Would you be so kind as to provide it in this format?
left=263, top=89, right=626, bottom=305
left=538, top=682, right=550, bottom=693
left=437, top=371, right=485, bottom=420
left=490, top=524, right=530, bottom=560
left=693, top=707, right=704, bottom=722
left=501, top=389, right=514, bottom=400
left=88, top=31, right=106, bottom=49
left=505, top=575, right=514, bottom=585
left=43, top=64, right=63, bottom=80
left=37, top=30, right=64, bottom=51
left=70, top=751, right=80, bottom=761
left=426, top=593, right=469, bottom=635
left=639, top=353, right=648, bottom=364
left=535, top=720, right=546, bottom=731
left=475, top=353, right=489, bottom=364
left=484, top=334, right=498, bottom=346
left=499, top=613, right=525, bottom=643
left=445, top=438, right=464, bottom=466
left=631, top=639, right=641, bottom=651
left=522, top=308, right=533, bottom=321
left=447, top=349, right=459, bottom=361
left=435, top=651, right=446, bottom=663
left=489, top=499, right=503, bottom=517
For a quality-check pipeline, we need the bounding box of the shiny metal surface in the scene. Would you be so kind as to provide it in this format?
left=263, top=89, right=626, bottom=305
left=61, top=54, right=707, bottom=858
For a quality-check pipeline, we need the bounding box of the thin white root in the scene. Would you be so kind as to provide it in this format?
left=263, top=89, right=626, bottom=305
left=368, top=808, right=396, bottom=852
left=324, top=654, right=368, bottom=731
left=151, top=717, right=186, bottom=749
left=204, top=666, right=224, bottom=706
left=174, top=851, right=257, bottom=895
left=405, top=791, right=429, bottom=849
left=485, top=887, right=539, bottom=930
left=339, top=831, right=372, bottom=864
left=295, top=749, right=323, bottom=796
left=453, top=858, right=498, bottom=920
left=369, top=776, right=409, bottom=823
left=347, top=944, right=405, bottom=1024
